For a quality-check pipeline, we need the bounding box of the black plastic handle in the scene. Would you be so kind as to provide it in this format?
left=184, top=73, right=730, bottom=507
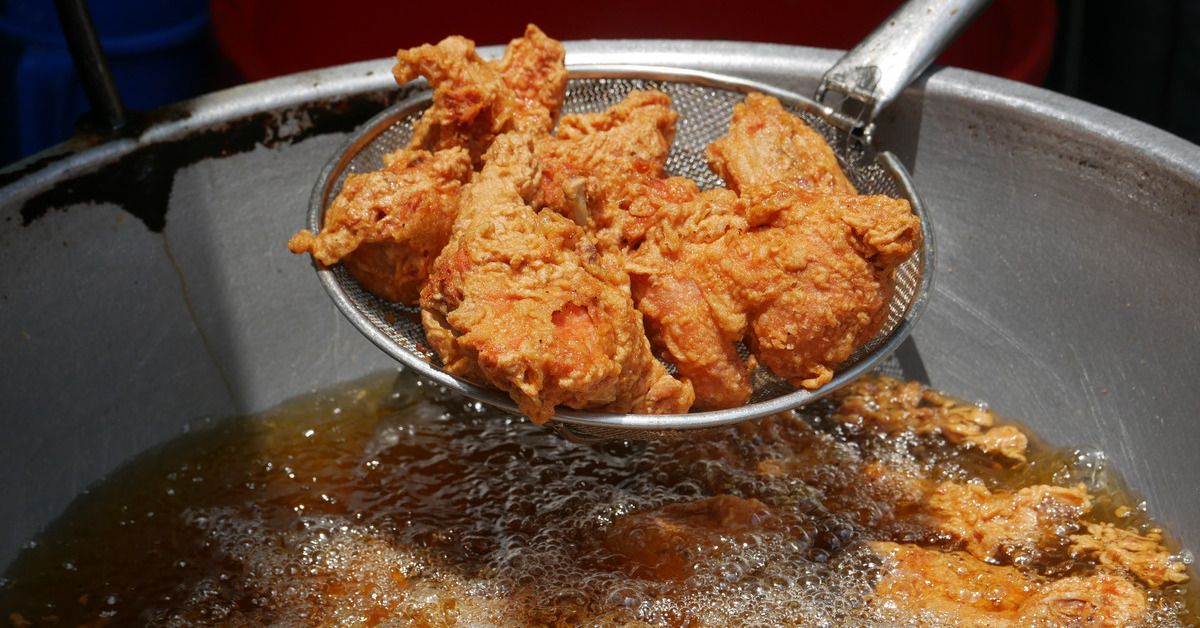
left=53, top=0, right=128, bottom=133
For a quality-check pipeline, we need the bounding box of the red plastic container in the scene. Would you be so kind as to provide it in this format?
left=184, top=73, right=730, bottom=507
left=210, top=0, right=1057, bottom=85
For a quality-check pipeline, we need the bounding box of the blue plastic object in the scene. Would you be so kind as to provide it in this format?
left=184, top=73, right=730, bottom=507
left=0, top=0, right=211, bottom=164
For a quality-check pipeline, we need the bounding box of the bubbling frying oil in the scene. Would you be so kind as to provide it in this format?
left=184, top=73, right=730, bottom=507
left=1, top=370, right=1195, bottom=627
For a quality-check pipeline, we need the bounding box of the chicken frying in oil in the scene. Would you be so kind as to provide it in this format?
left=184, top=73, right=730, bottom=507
left=279, top=27, right=1194, bottom=628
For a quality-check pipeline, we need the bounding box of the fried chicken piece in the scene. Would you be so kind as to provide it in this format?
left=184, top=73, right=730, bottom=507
left=529, top=90, right=767, bottom=409
left=602, top=495, right=778, bottom=581
left=420, top=133, right=693, bottom=423
left=706, top=92, right=857, bottom=195
left=869, top=542, right=1150, bottom=628
left=736, top=183, right=919, bottom=389
left=830, top=374, right=1030, bottom=462
left=925, top=482, right=1092, bottom=565
left=1022, top=574, right=1154, bottom=628
left=696, top=95, right=918, bottom=391
left=609, top=92, right=919, bottom=405
left=291, top=26, right=566, bottom=304
left=631, top=265, right=755, bottom=410
left=625, top=188, right=756, bottom=409
left=533, top=90, right=681, bottom=248
left=394, top=24, right=567, bottom=163
left=491, top=24, right=570, bottom=125
left=748, top=415, right=1089, bottom=567
left=756, top=449, right=1094, bottom=567
left=287, top=147, right=472, bottom=304
left=625, top=182, right=919, bottom=407
left=1070, top=522, right=1190, bottom=587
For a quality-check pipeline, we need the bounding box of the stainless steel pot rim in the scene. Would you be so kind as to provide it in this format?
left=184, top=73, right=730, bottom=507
left=305, top=64, right=935, bottom=433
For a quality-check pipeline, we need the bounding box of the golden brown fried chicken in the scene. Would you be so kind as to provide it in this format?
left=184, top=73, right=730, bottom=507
left=735, top=183, right=919, bottom=389
left=869, top=542, right=1151, bottom=628
left=926, top=482, right=1092, bottom=565
left=533, top=90, right=680, bottom=242
left=394, top=24, right=566, bottom=163
left=706, top=92, right=857, bottom=195
left=420, top=132, right=693, bottom=423
left=1070, top=522, right=1190, bottom=588
left=631, top=263, right=755, bottom=410
left=299, top=22, right=925, bottom=420
left=598, top=92, right=921, bottom=407
left=831, top=374, right=1030, bottom=461
left=625, top=181, right=919, bottom=408
left=287, top=147, right=472, bottom=304
left=625, top=188, right=756, bottom=409
left=491, top=24, right=570, bottom=125
left=289, top=26, right=567, bottom=306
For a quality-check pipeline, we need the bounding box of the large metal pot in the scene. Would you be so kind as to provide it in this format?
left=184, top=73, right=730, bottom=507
left=1, top=40, right=1197, bottom=575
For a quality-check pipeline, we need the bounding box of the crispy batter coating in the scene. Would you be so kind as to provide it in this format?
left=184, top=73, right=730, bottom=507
left=631, top=256, right=755, bottom=410
left=831, top=374, right=1030, bottom=461
left=492, top=24, right=570, bottom=125
left=624, top=188, right=754, bottom=409
left=870, top=542, right=1150, bottom=628
left=1070, top=522, right=1190, bottom=587
left=926, top=482, right=1092, bottom=564
left=394, top=24, right=566, bottom=163
left=287, top=147, right=472, bottom=304
left=609, top=93, right=919, bottom=406
left=625, top=183, right=919, bottom=407
left=510, top=87, right=920, bottom=410
left=533, top=90, right=681, bottom=248
left=290, top=26, right=566, bottom=306
left=737, top=183, right=919, bottom=389
left=420, top=133, right=693, bottom=423
left=706, top=92, right=857, bottom=195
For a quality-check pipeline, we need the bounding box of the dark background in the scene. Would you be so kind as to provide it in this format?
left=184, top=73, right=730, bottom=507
left=0, top=0, right=1197, bottom=166
left=1046, top=0, right=1200, bottom=146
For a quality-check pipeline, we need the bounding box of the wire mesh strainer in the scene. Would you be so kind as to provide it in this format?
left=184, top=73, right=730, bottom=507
left=305, top=65, right=933, bottom=442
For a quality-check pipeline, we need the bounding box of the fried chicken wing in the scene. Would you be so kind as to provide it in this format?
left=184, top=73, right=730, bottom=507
left=420, top=133, right=693, bottom=423
left=394, top=24, right=566, bottom=163
left=287, top=147, right=472, bottom=304
left=706, top=92, right=857, bottom=195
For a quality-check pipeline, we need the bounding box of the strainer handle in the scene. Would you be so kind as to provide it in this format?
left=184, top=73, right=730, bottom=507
left=816, top=0, right=993, bottom=143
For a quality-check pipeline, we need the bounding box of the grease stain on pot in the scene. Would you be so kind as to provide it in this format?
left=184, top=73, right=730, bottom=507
left=8, top=91, right=402, bottom=233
